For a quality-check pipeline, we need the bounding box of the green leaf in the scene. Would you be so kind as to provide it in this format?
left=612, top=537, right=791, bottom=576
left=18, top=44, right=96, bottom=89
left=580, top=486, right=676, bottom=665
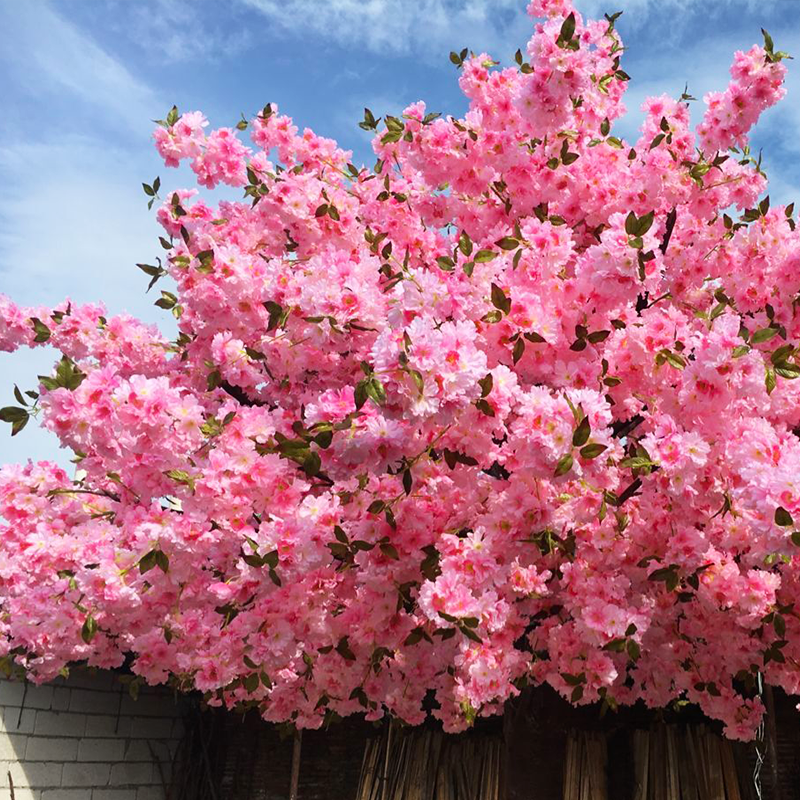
left=776, top=364, right=800, bottom=379
left=620, top=456, right=657, bottom=470
left=475, top=398, right=495, bottom=417
left=770, top=344, right=795, bottom=365
left=155, top=291, right=177, bottom=310
left=30, top=317, right=51, bottom=343
left=775, top=507, right=793, bottom=527
left=559, top=12, right=576, bottom=42
left=636, top=211, right=654, bottom=236
left=562, top=672, right=585, bottom=686
left=580, top=443, right=607, bottom=460
left=490, top=283, right=511, bottom=314
left=404, top=628, right=424, bottom=646
left=572, top=416, right=591, bottom=447
left=495, top=237, right=519, bottom=251
left=407, top=369, right=424, bottom=394
left=243, top=672, right=259, bottom=692
left=366, top=378, right=386, bottom=406
left=81, top=615, right=98, bottom=644
left=0, top=406, right=29, bottom=436
left=512, top=337, right=525, bottom=364
left=354, top=380, right=369, bottom=410
left=359, top=108, right=379, bottom=131
left=554, top=453, right=574, bottom=477
left=335, top=636, right=356, bottom=661
left=474, top=249, right=497, bottom=263
left=458, top=231, right=473, bottom=257
left=765, top=365, right=777, bottom=395
left=460, top=626, right=482, bottom=643
left=380, top=542, right=400, bottom=560
left=302, top=451, right=322, bottom=477
left=0, top=406, right=28, bottom=424
left=139, top=550, right=158, bottom=574
left=656, top=349, right=686, bottom=370
left=751, top=327, right=779, bottom=344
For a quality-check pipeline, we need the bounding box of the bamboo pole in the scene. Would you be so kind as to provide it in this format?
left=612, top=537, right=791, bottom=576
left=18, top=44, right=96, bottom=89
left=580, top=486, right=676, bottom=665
left=382, top=718, right=393, bottom=800
left=289, top=728, right=302, bottom=800
left=764, top=685, right=783, bottom=800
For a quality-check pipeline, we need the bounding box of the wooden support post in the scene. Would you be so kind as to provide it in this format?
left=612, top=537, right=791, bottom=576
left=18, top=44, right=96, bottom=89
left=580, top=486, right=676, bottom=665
left=289, top=728, right=302, bottom=800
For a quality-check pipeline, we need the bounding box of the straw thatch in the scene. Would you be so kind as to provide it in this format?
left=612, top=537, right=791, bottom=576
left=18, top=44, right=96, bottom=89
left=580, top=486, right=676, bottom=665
left=355, top=725, right=502, bottom=800
left=632, top=725, right=742, bottom=800
left=563, top=731, right=608, bottom=800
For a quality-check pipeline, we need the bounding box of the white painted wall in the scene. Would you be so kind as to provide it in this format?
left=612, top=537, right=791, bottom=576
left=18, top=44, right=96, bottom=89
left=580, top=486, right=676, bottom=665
left=0, top=669, right=185, bottom=800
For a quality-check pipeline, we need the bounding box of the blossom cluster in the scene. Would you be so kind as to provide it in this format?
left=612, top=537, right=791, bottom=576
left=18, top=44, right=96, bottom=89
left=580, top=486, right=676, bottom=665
left=0, top=0, right=797, bottom=740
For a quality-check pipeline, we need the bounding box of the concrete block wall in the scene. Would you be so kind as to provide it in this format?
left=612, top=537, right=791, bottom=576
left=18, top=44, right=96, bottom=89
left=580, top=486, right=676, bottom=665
left=0, top=669, right=186, bottom=800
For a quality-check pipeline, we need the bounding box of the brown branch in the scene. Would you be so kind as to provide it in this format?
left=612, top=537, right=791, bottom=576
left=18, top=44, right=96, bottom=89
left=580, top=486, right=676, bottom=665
left=220, top=380, right=268, bottom=407
left=659, top=208, right=677, bottom=254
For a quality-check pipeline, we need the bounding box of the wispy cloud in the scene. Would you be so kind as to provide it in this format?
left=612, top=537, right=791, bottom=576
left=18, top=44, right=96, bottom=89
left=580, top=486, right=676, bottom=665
left=576, top=0, right=783, bottom=27
left=93, top=0, right=255, bottom=65
left=0, top=136, right=175, bottom=467
left=0, top=1, right=173, bottom=466
left=239, top=0, right=529, bottom=58
left=0, top=2, right=157, bottom=135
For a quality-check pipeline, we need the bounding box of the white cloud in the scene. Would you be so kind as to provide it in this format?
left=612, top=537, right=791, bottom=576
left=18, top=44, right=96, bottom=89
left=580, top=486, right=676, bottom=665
left=576, top=0, right=782, bottom=24
left=94, top=0, right=254, bottom=64
left=238, top=0, right=790, bottom=57
left=0, top=2, right=175, bottom=466
left=0, top=138, right=168, bottom=319
left=0, top=135, right=180, bottom=466
left=0, top=2, right=157, bottom=134
left=239, top=0, right=529, bottom=58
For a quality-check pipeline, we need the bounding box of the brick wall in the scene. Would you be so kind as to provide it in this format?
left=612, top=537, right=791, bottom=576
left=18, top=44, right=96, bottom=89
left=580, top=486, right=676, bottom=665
left=0, top=669, right=186, bottom=800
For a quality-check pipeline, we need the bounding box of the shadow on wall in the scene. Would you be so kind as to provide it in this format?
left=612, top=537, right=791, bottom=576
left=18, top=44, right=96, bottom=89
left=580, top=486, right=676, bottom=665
left=0, top=668, right=187, bottom=800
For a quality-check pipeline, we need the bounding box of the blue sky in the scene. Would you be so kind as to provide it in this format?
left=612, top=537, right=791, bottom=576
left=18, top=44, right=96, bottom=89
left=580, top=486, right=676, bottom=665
left=1, top=0, right=798, bottom=467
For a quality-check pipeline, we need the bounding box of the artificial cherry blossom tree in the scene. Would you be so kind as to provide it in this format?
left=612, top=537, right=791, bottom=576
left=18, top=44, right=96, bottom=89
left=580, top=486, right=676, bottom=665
left=0, top=0, right=796, bottom=740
